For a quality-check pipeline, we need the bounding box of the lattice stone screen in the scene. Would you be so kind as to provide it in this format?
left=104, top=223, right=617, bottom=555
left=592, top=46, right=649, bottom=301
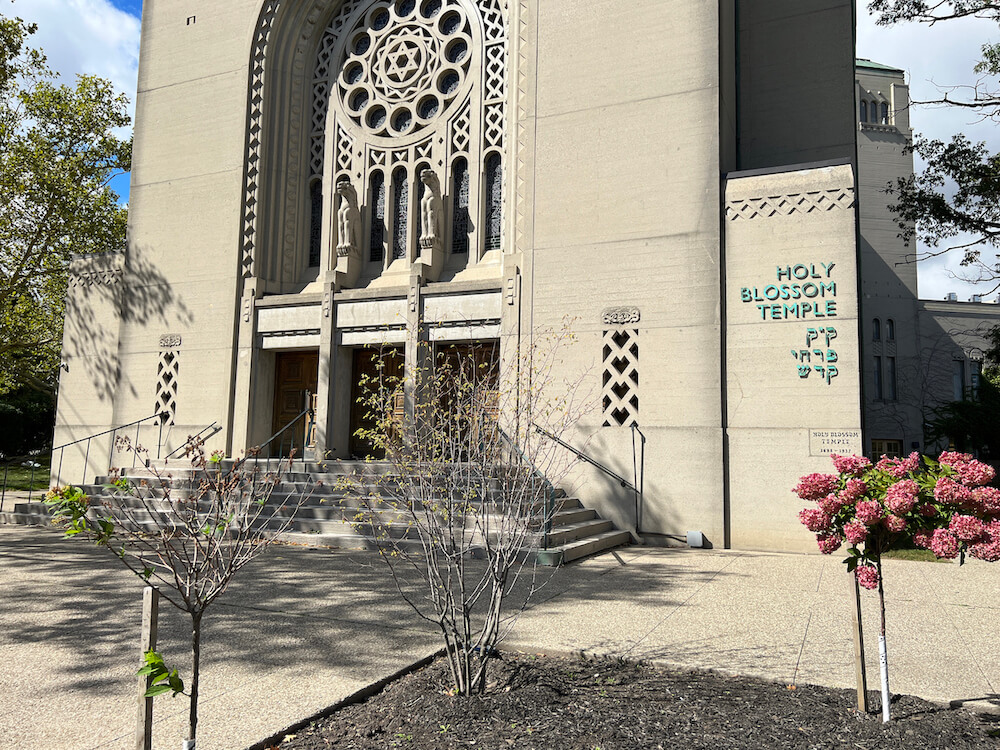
left=155, top=350, right=179, bottom=425
left=602, top=328, right=639, bottom=427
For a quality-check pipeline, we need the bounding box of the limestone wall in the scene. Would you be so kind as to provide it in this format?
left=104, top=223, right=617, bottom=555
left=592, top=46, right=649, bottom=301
left=524, top=0, right=727, bottom=546
left=724, top=163, right=862, bottom=552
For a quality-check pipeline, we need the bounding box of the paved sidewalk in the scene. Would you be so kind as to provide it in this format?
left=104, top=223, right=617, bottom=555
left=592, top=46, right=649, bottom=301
left=1, top=526, right=997, bottom=750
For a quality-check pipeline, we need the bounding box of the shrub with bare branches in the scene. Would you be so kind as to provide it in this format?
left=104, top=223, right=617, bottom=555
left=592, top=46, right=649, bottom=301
left=340, top=325, right=590, bottom=695
left=45, top=437, right=309, bottom=750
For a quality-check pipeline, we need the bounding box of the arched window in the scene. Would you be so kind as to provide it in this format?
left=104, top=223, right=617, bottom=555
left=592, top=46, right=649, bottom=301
left=860, top=100, right=867, bottom=122
left=369, top=171, right=385, bottom=263
left=451, top=157, right=469, bottom=254
left=309, top=180, right=323, bottom=268
left=484, top=153, right=502, bottom=252
left=886, top=319, right=895, bottom=341
left=392, top=167, right=408, bottom=260
left=880, top=102, right=890, bottom=125
left=873, top=318, right=881, bottom=341
left=870, top=101, right=878, bottom=122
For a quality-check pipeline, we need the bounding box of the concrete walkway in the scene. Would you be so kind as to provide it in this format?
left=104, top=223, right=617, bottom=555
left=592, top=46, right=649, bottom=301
left=0, top=526, right=997, bottom=750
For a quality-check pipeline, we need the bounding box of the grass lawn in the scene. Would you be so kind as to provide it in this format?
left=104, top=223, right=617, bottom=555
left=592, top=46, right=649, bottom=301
left=883, top=546, right=951, bottom=563
left=1, top=456, right=51, bottom=492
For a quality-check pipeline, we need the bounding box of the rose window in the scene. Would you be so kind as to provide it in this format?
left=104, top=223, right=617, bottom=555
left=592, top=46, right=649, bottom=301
left=338, top=0, right=473, bottom=139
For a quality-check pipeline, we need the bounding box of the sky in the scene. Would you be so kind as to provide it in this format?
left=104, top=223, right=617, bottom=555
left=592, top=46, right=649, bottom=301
left=10, top=0, right=1000, bottom=301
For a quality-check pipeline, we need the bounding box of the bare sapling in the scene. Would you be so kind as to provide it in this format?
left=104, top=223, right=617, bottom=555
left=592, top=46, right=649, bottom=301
left=45, top=437, right=310, bottom=750
left=342, top=324, right=591, bottom=695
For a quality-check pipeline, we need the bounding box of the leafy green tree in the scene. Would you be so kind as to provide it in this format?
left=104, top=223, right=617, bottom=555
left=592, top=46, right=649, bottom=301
left=869, top=2, right=1000, bottom=282
left=926, top=325, right=1000, bottom=457
left=0, top=13, right=130, bottom=396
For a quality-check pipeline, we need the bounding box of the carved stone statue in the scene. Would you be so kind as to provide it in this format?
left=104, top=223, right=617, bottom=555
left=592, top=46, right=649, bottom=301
left=419, top=169, right=442, bottom=250
left=336, top=180, right=360, bottom=257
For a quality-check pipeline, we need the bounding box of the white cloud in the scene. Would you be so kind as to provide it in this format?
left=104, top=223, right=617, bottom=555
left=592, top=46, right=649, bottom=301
left=12, top=0, right=140, bottom=121
left=857, top=2, right=1000, bottom=301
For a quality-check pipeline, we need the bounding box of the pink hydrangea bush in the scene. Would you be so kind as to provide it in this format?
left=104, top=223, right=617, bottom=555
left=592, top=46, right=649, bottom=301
left=796, top=451, right=999, bottom=590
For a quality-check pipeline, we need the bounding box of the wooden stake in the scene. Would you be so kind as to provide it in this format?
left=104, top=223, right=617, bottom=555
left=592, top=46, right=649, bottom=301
left=136, top=586, right=160, bottom=750
left=848, top=570, right=869, bottom=712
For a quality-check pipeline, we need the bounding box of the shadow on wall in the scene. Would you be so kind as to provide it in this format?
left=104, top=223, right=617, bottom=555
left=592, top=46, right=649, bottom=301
left=557, top=427, right=687, bottom=548
left=63, top=246, right=193, bottom=403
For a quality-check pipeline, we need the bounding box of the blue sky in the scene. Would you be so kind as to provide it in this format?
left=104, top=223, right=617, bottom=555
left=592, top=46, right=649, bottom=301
left=11, top=0, right=1000, bottom=300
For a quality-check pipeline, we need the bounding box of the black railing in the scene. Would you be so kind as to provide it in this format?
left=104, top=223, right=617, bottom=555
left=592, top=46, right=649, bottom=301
left=0, top=451, right=48, bottom=512
left=51, top=412, right=169, bottom=489
left=257, top=393, right=314, bottom=471
left=534, top=422, right=644, bottom=536
left=163, top=421, right=222, bottom=460
left=496, top=426, right=558, bottom=550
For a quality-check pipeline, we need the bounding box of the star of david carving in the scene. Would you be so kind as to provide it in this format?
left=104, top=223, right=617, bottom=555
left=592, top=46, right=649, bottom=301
left=383, top=39, right=423, bottom=84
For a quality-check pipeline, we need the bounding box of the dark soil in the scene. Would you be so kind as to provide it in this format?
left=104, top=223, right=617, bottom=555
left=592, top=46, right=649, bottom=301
left=274, top=653, right=1000, bottom=750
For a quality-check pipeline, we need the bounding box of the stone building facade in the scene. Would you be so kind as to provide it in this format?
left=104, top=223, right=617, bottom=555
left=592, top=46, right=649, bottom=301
left=855, top=59, right=1000, bottom=459
left=55, top=0, right=874, bottom=553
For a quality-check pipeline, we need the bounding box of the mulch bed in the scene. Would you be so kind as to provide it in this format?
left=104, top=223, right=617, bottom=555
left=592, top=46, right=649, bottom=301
left=274, top=653, right=1000, bottom=750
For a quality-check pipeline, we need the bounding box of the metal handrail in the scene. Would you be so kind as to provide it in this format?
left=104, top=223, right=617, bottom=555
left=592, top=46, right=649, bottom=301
left=163, top=422, right=222, bottom=459
left=256, top=396, right=314, bottom=469
left=496, top=426, right=557, bottom=550
left=533, top=423, right=637, bottom=492
left=535, top=422, right=645, bottom=537
left=51, top=412, right=169, bottom=490
left=0, top=450, right=49, bottom=512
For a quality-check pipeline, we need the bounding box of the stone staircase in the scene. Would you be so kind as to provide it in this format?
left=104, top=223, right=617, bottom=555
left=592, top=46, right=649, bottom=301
left=1, top=460, right=630, bottom=565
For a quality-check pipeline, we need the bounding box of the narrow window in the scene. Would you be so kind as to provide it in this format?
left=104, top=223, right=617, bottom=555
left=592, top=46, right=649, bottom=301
left=484, top=153, right=502, bottom=252
left=881, top=102, right=890, bottom=125
left=872, top=318, right=881, bottom=341
left=870, top=100, right=878, bottom=122
left=887, top=356, right=897, bottom=401
left=873, top=356, right=883, bottom=400
left=309, top=180, right=323, bottom=268
left=860, top=100, right=867, bottom=122
left=972, top=361, right=982, bottom=400
left=886, top=318, right=895, bottom=341
left=392, top=166, right=408, bottom=260
left=369, top=171, right=386, bottom=263
left=953, top=359, right=966, bottom=401
left=451, top=157, right=470, bottom=254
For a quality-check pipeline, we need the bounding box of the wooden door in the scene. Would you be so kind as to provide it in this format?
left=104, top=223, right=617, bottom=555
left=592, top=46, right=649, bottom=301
left=350, top=347, right=404, bottom=458
left=271, top=351, right=319, bottom=457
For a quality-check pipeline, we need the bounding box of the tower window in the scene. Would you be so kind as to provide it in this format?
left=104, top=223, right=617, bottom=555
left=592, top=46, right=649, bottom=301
left=392, top=167, right=408, bottom=260
left=484, top=153, right=502, bottom=252
left=872, top=318, right=881, bottom=341
left=451, top=158, right=469, bottom=254
left=886, top=318, right=895, bottom=341
left=309, top=180, right=322, bottom=268
left=860, top=100, right=867, bottom=122
left=369, top=171, right=386, bottom=263
left=873, top=356, right=883, bottom=400
left=881, top=102, right=890, bottom=125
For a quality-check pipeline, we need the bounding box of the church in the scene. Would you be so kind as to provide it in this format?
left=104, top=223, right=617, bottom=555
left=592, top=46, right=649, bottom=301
left=52, top=0, right=986, bottom=555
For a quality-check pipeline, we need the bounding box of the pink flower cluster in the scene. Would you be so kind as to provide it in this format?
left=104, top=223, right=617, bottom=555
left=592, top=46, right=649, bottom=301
left=797, top=451, right=1000, bottom=577
left=831, top=454, right=871, bottom=477
left=939, top=451, right=996, bottom=487
left=875, top=451, right=920, bottom=478
left=885, top=480, right=918, bottom=514
left=793, top=473, right=839, bottom=501
left=970, top=521, right=1000, bottom=562
left=855, top=564, right=879, bottom=590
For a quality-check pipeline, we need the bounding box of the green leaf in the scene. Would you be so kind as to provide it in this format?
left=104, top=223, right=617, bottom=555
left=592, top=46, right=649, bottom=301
left=143, top=684, right=173, bottom=698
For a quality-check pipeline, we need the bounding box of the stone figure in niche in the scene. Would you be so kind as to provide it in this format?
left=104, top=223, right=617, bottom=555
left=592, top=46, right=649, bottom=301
left=336, top=180, right=360, bottom=257
left=419, top=169, right=442, bottom=250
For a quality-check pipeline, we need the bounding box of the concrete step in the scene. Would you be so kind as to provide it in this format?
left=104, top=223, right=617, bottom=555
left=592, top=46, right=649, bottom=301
left=557, top=529, right=633, bottom=564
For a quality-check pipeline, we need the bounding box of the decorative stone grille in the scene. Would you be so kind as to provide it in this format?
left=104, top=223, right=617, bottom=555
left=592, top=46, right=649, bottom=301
left=602, top=328, right=639, bottom=427
left=155, top=350, right=179, bottom=425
